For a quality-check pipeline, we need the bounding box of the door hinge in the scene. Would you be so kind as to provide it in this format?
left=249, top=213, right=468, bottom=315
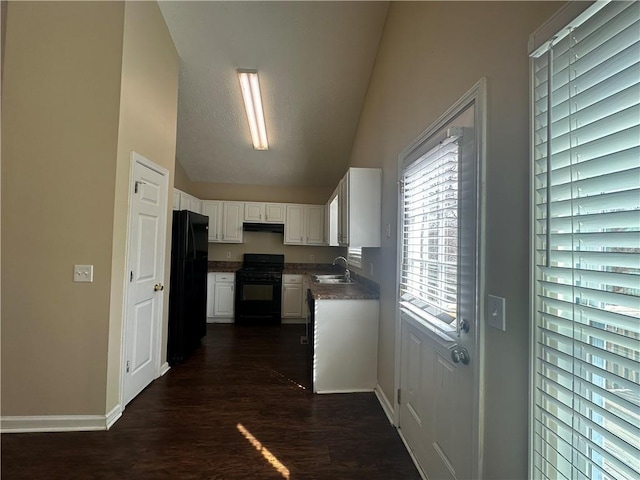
left=397, top=388, right=401, bottom=405
left=126, top=360, right=131, bottom=373
left=130, top=271, right=133, bottom=282
left=134, top=180, right=146, bottom=194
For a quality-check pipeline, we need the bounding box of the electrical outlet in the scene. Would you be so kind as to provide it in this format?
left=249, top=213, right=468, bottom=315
left=386, top=223, right=391, bottom=238
left=310, top=254, right=315, bottom=261
left=226, top=251, right=231, bottom=259
left=73, top=264, right=94, bottom=283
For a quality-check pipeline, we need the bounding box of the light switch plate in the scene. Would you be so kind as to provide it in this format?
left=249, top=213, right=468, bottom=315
left=74, top=264, right=94, bottom=283
left=487, top=294, right=506, bottom=331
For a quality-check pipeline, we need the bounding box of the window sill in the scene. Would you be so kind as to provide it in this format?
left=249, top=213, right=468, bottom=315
left=399, top=301, right=457, bottom=345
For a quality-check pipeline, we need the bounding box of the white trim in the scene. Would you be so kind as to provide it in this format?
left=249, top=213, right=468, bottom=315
left=374, top=384, right=395, bottom=426
left=159, top=362, right=171, bottom=377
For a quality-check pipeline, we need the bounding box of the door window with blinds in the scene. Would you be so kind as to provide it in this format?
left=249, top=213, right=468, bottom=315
left=399, top=99, right=479, bottom=339
left=530, top=2, right=639, bottom=479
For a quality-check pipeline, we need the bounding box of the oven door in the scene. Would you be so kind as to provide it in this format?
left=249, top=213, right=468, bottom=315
left=235, top=276, right=282, bottom=324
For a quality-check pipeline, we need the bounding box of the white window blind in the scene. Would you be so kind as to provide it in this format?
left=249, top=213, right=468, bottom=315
left=531, top=2, right=640, bottom=479
left=400, top=130, right=461, bottom=331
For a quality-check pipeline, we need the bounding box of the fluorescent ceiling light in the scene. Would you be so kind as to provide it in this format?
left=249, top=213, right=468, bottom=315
left=237, top=69, right=268, bottom=150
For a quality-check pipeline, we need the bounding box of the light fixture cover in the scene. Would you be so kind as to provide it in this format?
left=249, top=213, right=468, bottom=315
left=237, top=69, right=268, bottom=150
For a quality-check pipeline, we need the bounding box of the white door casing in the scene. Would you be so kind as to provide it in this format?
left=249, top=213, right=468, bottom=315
left=395, top=79, right=485, bottom=479
left=122, top=152, right=169, bottom=407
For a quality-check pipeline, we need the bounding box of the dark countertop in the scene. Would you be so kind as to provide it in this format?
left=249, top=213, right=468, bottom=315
left=207, top=261, right=379, bottom=300
left=308, top=281, right=379, bottom=300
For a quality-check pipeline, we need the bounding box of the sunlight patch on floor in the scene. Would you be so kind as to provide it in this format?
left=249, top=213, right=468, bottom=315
left=236, top=423, right=290, bottom=479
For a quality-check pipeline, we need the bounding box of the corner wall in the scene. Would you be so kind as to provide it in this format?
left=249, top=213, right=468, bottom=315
left=347, top=2, right=562, bottom=477
left=1, top=1, right=125, bottom=416
left=106, top=0, right=179, bottom=412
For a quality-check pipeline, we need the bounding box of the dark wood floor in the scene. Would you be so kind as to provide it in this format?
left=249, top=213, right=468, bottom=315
left=2, top=324, right=420, bottom=479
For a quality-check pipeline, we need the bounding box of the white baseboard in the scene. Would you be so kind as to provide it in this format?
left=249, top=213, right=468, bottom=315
left=159, top=362, right=171, bottom=376
left=1, top=406, right=123, bottom=433
left=207, top=317, right=233, bottom=324
left=315, top=387, right=375, bottom=394
left=375, top=384, right=396, bottom=425
left=281, top=318, right=306, bottom=325
left=105, top=404, right=122, bottom=430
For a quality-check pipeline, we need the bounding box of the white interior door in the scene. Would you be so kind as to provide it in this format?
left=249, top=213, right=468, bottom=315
left=123, top=152, right=168, bottom=406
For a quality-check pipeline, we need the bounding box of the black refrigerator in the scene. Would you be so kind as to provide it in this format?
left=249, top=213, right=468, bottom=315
left=168, top=210, right=209, bottom=366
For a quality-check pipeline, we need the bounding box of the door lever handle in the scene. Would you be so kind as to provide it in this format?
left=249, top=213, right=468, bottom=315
left=154, top=283, right=164, bottom=292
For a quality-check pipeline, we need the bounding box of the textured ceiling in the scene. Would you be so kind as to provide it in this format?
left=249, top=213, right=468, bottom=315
left=158, top=1, right=389, bottom=187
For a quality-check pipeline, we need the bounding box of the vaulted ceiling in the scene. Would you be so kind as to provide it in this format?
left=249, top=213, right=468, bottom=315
left=158, top=1, right=389, bottom=187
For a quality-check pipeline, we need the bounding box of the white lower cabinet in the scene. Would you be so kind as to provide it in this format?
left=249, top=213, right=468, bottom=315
left=282, top=274, right=304, bottom=321
left=207, top=272, right=235, bottom=323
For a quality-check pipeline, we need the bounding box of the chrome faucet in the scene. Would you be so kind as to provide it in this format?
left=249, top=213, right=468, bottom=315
left=332, top=256, right=351, bottom=282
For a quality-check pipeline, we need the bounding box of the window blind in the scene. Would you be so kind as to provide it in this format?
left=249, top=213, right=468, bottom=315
left=400, top=132, right=461, bottom=331
left=531, top=2, right=640, bottom=479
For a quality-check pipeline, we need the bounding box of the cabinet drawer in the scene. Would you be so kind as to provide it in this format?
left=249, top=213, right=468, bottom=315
left=283, top=274, right=303, bottom=284
left=215, top=273, right=235, bottom=283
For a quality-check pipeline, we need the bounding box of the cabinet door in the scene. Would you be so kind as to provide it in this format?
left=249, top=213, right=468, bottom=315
left=305, top=205, right=325, bottom=245
left=213, top=283, right=235, bottom=317
left=202, top=201, right=222, bottom=242
left=244, top=202, right=264, bottom=222
left=222, top=202, right=244, bottom=243
left=265, top=203, right=285, bottom=223
left=282, top=283, right=303, bottom=318
left=284, top=204, right=304, bottom=244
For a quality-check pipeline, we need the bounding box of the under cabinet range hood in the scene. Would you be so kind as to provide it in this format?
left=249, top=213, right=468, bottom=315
left=242, top=223, right=284, bottom=234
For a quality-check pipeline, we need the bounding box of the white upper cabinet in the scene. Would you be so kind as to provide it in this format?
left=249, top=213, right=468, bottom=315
left=284, top=204, right=324, bottom=245
left=284, top=204, right=305, bottom=244
left=337, top=167, right=381, bottom=247
left=244, top=202, right=285, bottom=223
left=264, top=203, right=285, bottom=223
left=178, top=190, right=202, bottom=214
left=244, top=202, right=264, bottom=222
left=174, top=188, right=202, bottom=213
left=305, top=205, right=325, bottom=245
left=221, top=202, right=244, bottom=243
left=201, top=200, right=243, bottom=243
left=201, top=200, right=222, bottom=242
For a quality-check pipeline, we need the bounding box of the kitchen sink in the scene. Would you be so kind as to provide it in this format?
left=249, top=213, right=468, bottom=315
left=312, top=274, right=353, bottom=284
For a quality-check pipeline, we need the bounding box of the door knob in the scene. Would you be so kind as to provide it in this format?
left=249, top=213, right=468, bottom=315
left=451, top=347, right=470, bottom=365
left=154, top=283, right=164, bottom=292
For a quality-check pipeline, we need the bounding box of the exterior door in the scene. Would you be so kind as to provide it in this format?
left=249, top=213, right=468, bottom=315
left=397, top=81, right=484, bottom=479
left=123, top=152, right=168, bottom=406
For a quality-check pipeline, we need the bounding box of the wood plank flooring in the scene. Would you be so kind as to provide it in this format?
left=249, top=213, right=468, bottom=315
left=2, top=324, right=421, bottom=479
